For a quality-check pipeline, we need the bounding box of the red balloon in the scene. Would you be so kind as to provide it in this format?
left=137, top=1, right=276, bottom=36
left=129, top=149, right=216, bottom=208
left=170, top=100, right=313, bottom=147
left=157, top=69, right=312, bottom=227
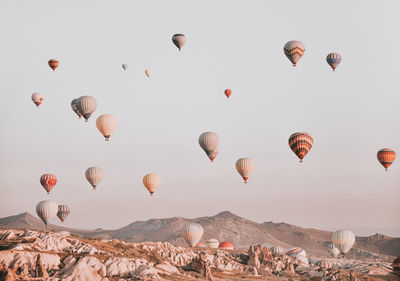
left=48, top=59, right=59, bottom=71
left=40, top=174, right=57, bottom=194
left=219, top=241, right=234, bottom=249
left=224, top=89, right=232, bottom=98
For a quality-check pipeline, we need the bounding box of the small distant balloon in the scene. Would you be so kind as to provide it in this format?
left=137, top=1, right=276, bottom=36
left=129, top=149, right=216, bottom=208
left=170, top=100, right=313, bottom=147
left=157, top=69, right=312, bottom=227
left=198, top=132, right=219, bottom=162
left=172, top=34, right=186, bottom=51
left=40, top=174, right=57, bottom=194
left=284, top=41, right=305, bottom=66
left=145, top=69, right=151, bottom=78
left=377, top=148, right=396, bottom=171
left=235, top=158, right=255, bottom=183
left=96, top=114, right=118, bottom=141
left=288, top=132, right=313, bottom=163
left=143, top=173, right=161, bottom=195
left=76, top=96, right=97, bottom=122
left=224, top=89, right=232, bottom=98
left=36, top=200, right=58, bottom=226
left=332, top=230, right=355, bottom=255
left=71, top=98, right=82, bottom=119
left=48, top=59, right=59, bottom=71
left=122, top=63, right=128, bottom=71
left=57, top=204, right=70, bottom=223
left=31, top=93, right=44, bottom=108
left=326, top=53, right=342, bottom=71
left=85, top=167, right=104, bottom=190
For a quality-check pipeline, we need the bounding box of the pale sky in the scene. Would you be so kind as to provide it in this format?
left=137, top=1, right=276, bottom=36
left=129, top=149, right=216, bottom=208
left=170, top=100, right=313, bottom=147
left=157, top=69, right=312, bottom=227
left=0, top=0, right=399, bottom=236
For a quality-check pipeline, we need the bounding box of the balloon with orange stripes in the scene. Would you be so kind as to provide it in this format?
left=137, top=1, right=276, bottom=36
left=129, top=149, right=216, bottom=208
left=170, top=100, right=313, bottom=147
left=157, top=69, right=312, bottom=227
left=48, top=59, right=59, bottom=71
left=288, top=132, right=314, bottom=163
left=377, top=148, right=396, bottom=171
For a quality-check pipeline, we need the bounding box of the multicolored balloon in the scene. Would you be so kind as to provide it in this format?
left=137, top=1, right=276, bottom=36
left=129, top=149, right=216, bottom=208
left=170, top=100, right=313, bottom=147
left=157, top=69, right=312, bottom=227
left=96, top=114, right=118, bottom=141
left=224, top=89, right=232, bottom=98
left=315, top=260, right=332, bottom=268
left=57, top=204, right=70, bottom=223
left=182, top=223, right=203, bottom=247
left=48, top=59, right=59, bottom=71
left=172, top=34, right=186, bottom=51
left=143, top=173, right=161, bottom=195
left=284, top=41, right=305, bottom=66
left=235, top=158, right=255, bottom=183
left=289, top=132, right=314, bottom=162
left=31, top=93, right=44, bottom=108
left=326, top=53, right=342, bottom=71
left=71, top=98, right=82, bottom=119
left=332, top=230, right=355, bottom=255
left=198, top=132, right=219, bottom=162
left=377, top=148, right=396, bottom=171
left=40, top=174, right=57, bottom=194
left=286, top=247, right=306, bottom=257
left=85, top=167, right=104, bottom=190
left=76, top=96, right=97, bottom=122
left=36, top=200, right=58, bottom=226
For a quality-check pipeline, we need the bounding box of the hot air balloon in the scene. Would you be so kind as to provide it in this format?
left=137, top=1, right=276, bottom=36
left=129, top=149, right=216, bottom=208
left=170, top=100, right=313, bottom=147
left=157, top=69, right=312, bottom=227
left=76, top=96, right=97, bottom=122
left=143, top=173, right=161, bottom=195
left=31, top=93, right=44, bottom=108
left=206, top=239, right=219, bottom=249
left=198, top=132, right=219, bottom=162
left=286, top=247, right=306, bottom=257
left=224, top=89, right=232, bottom=98
left=182, top=223, right=203, bottom=247
left=122, top=63, right=128, bottom=71
left=36, top=200, right=58, bottom=226
left=284, top=41, right=305, bottom=66
left=235, top=158, right=255, bottom=183
left=326, top=53, right=342, bottom=71
left=71, top=98, right=82, bottom=119
left=270, top=246, right=285, bottom=254
left=145, top=69, right=151, bottom=78
left=315, top=260, right=332, bottom=269
left=172, top=34, right=186, bottom=51
left=96, top=114, right=118, bottom=141
left=377, top=148, right=396, bottom=171
left=219, top=241, right=234, bottom=250
left=328, top=244, right=340, bottom=258
left=332, top=230, right=355, bottom=256
left=196, top=242, right=207, bottom=248
left=288, top=132, right=314, bottom=162
left=48, top=59, right=59, bottom=71
left=57, top=204, right=70, bottom=223
left=40, top=174, right=57, bottom=194
left=85, top=167, right=104, bottom=190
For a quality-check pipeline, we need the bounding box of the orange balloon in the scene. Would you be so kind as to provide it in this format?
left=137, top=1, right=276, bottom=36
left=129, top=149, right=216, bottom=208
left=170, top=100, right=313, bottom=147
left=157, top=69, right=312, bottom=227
left=48, top=59, right=59, bottom=71
left=377, top=148, right=396, bottom=171
left=224, top=89, right=232, bottom=98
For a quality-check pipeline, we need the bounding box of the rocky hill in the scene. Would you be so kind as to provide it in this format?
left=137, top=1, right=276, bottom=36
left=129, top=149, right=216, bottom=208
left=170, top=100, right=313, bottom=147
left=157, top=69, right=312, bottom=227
left=1, top=211, right=399, bottom=258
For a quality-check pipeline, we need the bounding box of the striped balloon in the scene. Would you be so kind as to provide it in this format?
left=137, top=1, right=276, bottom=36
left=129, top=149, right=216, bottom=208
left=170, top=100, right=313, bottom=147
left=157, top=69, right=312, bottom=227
left=48, top=59, right=59, bottom=71
left=96, top=114, right=118, bottom=141
left=219, top=241, right=234, bottom=250
left=85, top=167, right=104, bottom=190
left=315, top=260, right=332, bottom=268
left=196, top=242, right=207, bottom=248
left=172, top=34, right=186, bottom=51
left=284, top=41, right=305, bottom=66
left=36, top=200, right=58, bottom=226
left=71, top=98, right=82, bottom=119
left=31, top=92, right=44, bottom=107
left=143, top=173, right=161, bottom=195
left=235, top=158, right=255, bottom=183
left=326, top=53, right=342, bottom=71
left=206, top=239, right=219, bottom=249
left=182, top=223, right=203, bottom=247
left=40, top=174, right=57, bottom=194
left=57, top=204, right=70, bottom=223
left=332, top=230, right=355, bottom=255
left=286, top=247, right=306, bottom=257
left=270, top=246, right=285, bottom=254
left=76, top=96, right=97, bottom=122
left=289, top=132, right=314, bottom=162
left=198, top=132, right=219, bottom=162
left=377, top=148, right=396, bottom=171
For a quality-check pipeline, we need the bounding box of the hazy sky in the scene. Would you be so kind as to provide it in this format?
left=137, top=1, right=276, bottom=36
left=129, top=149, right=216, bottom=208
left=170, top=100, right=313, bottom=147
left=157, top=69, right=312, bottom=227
left=0, top=0, right=399, bottom=236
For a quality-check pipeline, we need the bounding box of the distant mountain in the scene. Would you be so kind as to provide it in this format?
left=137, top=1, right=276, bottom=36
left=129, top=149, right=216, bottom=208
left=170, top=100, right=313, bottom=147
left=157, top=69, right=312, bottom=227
left=1, top=211, right=399, bottom=257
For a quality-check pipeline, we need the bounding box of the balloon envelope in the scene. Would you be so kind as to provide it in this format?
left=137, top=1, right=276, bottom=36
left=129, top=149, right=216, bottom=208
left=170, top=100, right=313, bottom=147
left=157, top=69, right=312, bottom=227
left=57, top=204, right=70, bottom=223
left=143, top=173, right=161, bottom=195
left=182, top=223, right=203, bottom=247
left=40, top=174, right=57, bottom=194
left=96, top=114, right=118, bottom=141
left=219, top=241, right=234, bottom=249
left=31, top=93, right=44, bottom=107
left=270, top=246, right=285, bottom=254
left=284, top=41, right=305, bottom=66
left=206, top=239, right=219, bottom=249
left=122, top=63, right=128, bottom=71
left=76, top=96, right=97, bottom=122
left=332, top=230, right=355, bottom=254
left=145, top=69, right=151, bottom=77
left=172, top=34, right=186, bottom=51
left=288, top=132, right=313, bottom=162
left=71, top=98, right=82, bottom=118
left=235, top=158, right=255, bottom=183
left=85, top=167, right=104, bottom=189
left=48, top=59, right=59, bottom=71
left=326, top=53, right=342, bottom=71
left=198, top=132, right=219, bottom=161
left=224, top=89, right=232, bottom=98
left=36, top=200, right=58, bottom=226
left=377, top=148, right=396, bottom=171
